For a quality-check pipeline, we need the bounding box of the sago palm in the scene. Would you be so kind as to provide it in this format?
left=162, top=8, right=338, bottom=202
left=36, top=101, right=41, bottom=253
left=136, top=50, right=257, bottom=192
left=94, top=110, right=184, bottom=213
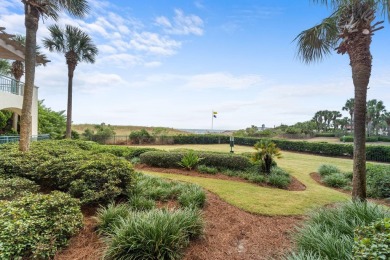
left=43, top=24, right=98, bottom=139
left=19, top=0, right=89, bottom=151
left=0, top=59, right=11, bottom=76
left=295, top=0, right=389, bottom=200
left=252, top=140, right=282, bottom=174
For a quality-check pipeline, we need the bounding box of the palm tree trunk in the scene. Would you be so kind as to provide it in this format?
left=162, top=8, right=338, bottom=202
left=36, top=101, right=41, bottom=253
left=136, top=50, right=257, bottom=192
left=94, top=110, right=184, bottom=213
left=19, top=6, right=39, bottom=151
left=66, top=67, right=75, bottom=139
left=349, top=38, right=372, bottom=202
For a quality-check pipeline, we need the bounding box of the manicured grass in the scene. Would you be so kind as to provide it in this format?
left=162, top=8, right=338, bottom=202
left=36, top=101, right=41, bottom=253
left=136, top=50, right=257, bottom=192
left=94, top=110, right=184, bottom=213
left=136, top=144, right=370, bottom=215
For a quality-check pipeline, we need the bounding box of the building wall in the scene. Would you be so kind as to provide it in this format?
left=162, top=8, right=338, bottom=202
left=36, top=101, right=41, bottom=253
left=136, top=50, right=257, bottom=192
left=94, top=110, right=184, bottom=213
left=0, top=86, right=38, bottom=135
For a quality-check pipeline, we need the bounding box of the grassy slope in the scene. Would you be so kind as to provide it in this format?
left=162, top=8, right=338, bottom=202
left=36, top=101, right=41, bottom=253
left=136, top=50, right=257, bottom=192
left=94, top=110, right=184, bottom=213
left=138, top=144, right=351, bottom=216
left=72, top=124, right=187, bottom=136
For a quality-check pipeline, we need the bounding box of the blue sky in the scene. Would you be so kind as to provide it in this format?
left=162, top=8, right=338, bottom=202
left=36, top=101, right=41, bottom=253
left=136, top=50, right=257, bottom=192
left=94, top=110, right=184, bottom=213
left=1, top=0, right=390, bottom=130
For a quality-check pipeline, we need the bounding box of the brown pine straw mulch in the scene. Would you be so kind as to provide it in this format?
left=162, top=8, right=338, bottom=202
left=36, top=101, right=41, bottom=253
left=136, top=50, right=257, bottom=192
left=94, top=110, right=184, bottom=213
left=55, top=167, right=307, bottom=259
left=55, top=191, right=302, bottom=260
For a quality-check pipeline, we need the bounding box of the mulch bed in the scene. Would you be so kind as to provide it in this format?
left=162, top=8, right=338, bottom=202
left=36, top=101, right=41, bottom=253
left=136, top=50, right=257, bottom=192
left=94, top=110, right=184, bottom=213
left=136, top=165, right=306, bottom=191
left=54, top=191, right=302, bottom=260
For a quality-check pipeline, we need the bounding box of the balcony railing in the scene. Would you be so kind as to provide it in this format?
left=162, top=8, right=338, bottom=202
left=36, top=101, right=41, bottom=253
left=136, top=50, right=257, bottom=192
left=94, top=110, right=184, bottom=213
left=0, top=74, right=24, bottom=96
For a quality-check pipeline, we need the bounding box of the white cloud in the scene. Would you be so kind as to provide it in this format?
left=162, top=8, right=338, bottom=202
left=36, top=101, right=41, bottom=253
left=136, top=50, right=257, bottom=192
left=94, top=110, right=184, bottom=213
left=156, top=9, right=204, bottom=36
left=144, top=61, right=162, bottom=68
left=130, top=32, right=181, bottom=56
left=183, top=73, right=263, bottom=90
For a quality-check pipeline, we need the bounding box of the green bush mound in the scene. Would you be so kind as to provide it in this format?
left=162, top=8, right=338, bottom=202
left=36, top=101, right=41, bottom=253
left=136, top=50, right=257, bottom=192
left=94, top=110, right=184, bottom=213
left=287, top=201, right=390, bottom=260
left=0, top=140, right=135, bottom=205
left=0, top=191, right=83, bottom=259
left=0, top=177, right=40, bottom=200
left=99, top=208, right=203, bottom=260
left=197, top=165, right=218, bottom=174
left=140, top=150, right=251, bottom=170
left=366, top=164, right=390, bottom=199
left=353, top=218, right=390, bottom=259
left=322, top=173, right=350, bottom=188
left=318, top=164, right=341, bottom=177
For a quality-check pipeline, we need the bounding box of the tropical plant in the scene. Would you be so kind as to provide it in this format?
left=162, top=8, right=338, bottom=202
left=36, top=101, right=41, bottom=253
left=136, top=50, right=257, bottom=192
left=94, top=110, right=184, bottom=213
left=19, top=0, right=89, bottom=151
left=43, top=24, right=98, bottom=139
left=366, top=99, right=386, bottom=136
left=252, top=140, right=282, bottom=174
left=178, top=150, right=203, bottom=170
left=0, top=59, right=11, bottom=75
left=295, top=0, right=390, bottom=200
left=342, top=98, right=355, bottom=132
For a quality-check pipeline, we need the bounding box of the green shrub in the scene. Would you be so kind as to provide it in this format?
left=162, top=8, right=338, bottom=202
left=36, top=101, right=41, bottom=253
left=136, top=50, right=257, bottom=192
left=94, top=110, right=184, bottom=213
left=93, top=145, right=157, bottom=160
left=322, top=173, right=350, bottom=188
left=129, top=129, right=153, bottom=144
left=140, top=151, right=251, bottom=170
left=0, top=140, right=135, bottom=205
left=267, top=173, right=290, bottom=189
left=0, top=191, right=83, bottom=259
left=318, top=164, right=341, bottom=177
left=353, top=218, right=390, bottom=259
left=178, top=151, right=203, bottom=170
left=0, top=177, right=40, bottom=200
left=378, top=136, right=390, bottom=142
left=102, top=208, right=203, bottom=260
left=247, top=174, right=266, bottom=184
left=197, top=165, right=218, bottom=174
left=288, top=201, right=390, bottom=260
left=366, top=164, right=390, bottom=199
left=315, top=133, right=336, bottom=137
left=340, top=135, right=354, bottom=142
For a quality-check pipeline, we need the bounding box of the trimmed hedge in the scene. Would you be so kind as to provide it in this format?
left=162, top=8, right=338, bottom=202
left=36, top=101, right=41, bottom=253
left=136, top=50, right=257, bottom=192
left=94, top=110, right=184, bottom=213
left=0, top=191, right=83, bottom=259
left=140, top=151, right=251, bottom=170
left=0, top=140, right=136, bottom=205
left=157, top=135, right=390, bottom=163
left=315, top=133, right=336, bottom=137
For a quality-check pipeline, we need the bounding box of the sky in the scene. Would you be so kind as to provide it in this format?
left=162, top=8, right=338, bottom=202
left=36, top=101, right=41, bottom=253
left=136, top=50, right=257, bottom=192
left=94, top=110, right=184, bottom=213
left=1, top=0, right=390, bottom=130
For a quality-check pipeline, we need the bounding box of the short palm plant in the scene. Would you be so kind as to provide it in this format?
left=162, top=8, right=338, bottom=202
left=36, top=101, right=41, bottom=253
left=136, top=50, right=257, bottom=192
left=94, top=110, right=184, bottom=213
left=178, top=151, right=203, bottom=171
left=43, top=24, right=98, bottom=139
left=252, top=140, right=282, bottom=174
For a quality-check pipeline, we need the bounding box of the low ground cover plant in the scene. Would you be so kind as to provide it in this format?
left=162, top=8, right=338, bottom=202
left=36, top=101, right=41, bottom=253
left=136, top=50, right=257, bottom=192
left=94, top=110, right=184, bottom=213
left=96, top=172, right=205, bottom=259
left=353, top=218, right=390, bottom=259
left=287, top=201, right=390, bottom=259
left=0, top=191, right=83, bottom=259
left=0, top=176, right=40, bottom=200
left=317, top=164, right=390, bottom=199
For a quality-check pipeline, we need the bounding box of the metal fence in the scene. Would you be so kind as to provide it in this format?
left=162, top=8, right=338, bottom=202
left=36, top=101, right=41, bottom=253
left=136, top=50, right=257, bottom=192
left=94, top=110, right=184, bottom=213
left=0, top=74, right=24, bottom=96
left=0, top=134, right=50, bottom=144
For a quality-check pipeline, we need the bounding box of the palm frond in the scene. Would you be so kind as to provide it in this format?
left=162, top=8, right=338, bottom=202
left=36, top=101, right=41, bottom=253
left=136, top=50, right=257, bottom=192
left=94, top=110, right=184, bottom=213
left=294, top=15, right=339, bottom=64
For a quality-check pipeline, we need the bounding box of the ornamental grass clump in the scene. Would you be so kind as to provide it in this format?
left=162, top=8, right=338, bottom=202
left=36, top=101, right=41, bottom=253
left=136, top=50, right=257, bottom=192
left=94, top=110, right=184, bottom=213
left=178, top=150, right=203, bottom=170
left=287, top=201, right=390, bottom=260
left=318, top=164, right=341, bottom=177
left=102, top=208, right=204, bottom=260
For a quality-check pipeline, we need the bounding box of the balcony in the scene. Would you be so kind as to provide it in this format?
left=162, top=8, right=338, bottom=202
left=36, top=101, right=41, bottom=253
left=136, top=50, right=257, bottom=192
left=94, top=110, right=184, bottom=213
left=0, top=74, right=24, bottom=96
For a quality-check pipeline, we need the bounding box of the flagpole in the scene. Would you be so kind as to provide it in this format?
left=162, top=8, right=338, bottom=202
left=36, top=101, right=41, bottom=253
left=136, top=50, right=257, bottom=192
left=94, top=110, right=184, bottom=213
left=211, top=110, right=214, bottom=130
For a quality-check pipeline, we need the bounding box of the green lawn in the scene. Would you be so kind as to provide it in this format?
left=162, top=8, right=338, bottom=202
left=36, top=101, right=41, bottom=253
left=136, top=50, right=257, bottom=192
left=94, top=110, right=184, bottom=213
left=137, top=144, right=352, bottom=216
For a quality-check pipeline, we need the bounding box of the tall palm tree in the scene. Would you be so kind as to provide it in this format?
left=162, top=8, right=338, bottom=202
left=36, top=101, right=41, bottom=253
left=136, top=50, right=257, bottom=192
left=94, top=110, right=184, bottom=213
left=383, top=111, right=390, bottom=136
left=43, top=24, right=98, bottom=139
left=19, top=0, right=89, bottom=151
left=342, top=98, right=355, bottom=133
left=295, top=0, right=389, bottom=201
left=331, top=110, right=342, bottom=130
left=366, top=99, right=385, bottom=135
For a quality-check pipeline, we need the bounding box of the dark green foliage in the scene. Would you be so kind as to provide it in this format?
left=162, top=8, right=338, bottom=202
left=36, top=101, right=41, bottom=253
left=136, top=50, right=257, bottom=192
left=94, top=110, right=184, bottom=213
left=0, top=110, right=12, bottom=132
left=95, top=203, right=131, bottom=235
left=197, top=165, right=218, bottom=174
left=322, top=173, right=350, bottom=188
left=178, top=185, right=206, bottom=209
left=171, top=134, right=229, bottom=144
left=82, top=123, right=116, bottom=144
left=0, top=177, right=39, bottom=200
left=128, top=195, right=156, bottom=211
left=340, top=135, right=354, bottom=142
left=288, top=201, right=390, bottom=260
left=353, top=218, right=390, bottom=259
left=140, top=151, right=251, bottom=170
left=0, top=191, right=83, bottom=259
left=129, top=129, right=154, bottom=144
left=366, top=164, right=390, bottom=199
left=378, top=136, right=390, bottom=142
left=101, top=208, right=203, bottom=260
left=318, top=164, right=341, bottom=177
left=341, top=136, right=379, bottom=142
left=92, top=145, right=158, bottom=160
left=38, top=100, right=66, bottom=139
left=315, top=133, right=336, bottom=137
left=0, top=140, right=135, bottom=205
left=267, top=167, right=291, bottom=189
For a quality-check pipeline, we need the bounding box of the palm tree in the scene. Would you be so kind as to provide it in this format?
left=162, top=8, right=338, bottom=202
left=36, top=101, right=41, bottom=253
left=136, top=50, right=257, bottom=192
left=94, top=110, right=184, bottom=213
left=383, top=111, right=390, bottom=136
left=366, top=99, right=385, bottom=135
left=43, top=24, right=98, bottom=138
left=342, top=98, right=355, bottom=133
left=295, top=0, right=389, bottom=201
left=0, top=60, right=11, bottom=75
left=252, top=140, right=282, bottom=174
left=19, top=0, right=89, bottom=151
